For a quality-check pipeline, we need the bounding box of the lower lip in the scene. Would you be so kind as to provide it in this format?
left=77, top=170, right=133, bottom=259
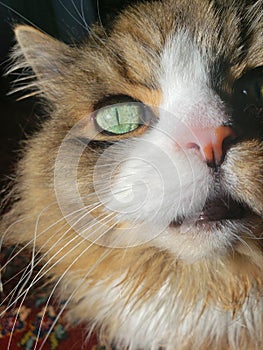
left=169, top=209, right=249, bottom=228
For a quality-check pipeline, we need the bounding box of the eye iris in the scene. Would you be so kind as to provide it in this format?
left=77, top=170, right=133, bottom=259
left=259, top=83, right=263, bottom=102
left=96, top=103, right=144, bottom=134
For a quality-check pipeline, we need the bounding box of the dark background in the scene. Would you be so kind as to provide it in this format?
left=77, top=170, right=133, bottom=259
left=0, top=0, right=131, bottom=196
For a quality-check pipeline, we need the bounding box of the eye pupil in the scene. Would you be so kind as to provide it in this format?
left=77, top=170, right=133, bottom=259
left=255, top=82, right=262, bottom=100
left=115, top=108, right=120, bottom=125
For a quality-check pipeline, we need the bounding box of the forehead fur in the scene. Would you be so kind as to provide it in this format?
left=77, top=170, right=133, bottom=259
left=90, top=0, right=262, bottom=91
left=12, top=0, right=262, bottom=121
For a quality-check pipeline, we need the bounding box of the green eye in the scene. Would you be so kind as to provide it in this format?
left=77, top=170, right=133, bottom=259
left=95, top=103, right=146, bottom=135
left=234, top=66, right=263, bottom=107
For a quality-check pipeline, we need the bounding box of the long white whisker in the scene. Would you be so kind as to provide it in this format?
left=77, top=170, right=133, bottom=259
left=80, top=0, right=89, bottom=29
left=1, top=196, right=108, bottom=292
left=0, top=2, right=46, bottom=31
left=37, top=215, right=123, bottom=350
left=70, top=0, right=89, bottom=31
left=2, top=208, right=116, bottom=312
left=57, top=0, right=89, bottom=32
left=38, top=247, right=113, bottom=350
left=1, top=205, right=89, bottom=306
left=2, top=218, right=119, bottom=349
left=1, top=199, right=100, bottom=271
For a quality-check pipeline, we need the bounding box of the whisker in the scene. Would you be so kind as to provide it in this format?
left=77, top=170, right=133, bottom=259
left=2, top=219, right=119, bottom=348
left=0, top=199, right=100, bottom=271
left=0, top=2, right=47, bottom=32
left=1, top=183, right=137, bottom=302
left=80, top=0, right=89, bottom=30
left=38, top=246, right=113, bottom=350
left=1, top=205, right=89, bottom=306
left=70, top=0, right=89, bottom=31
left=57, top=0, right=90, bottom=32
left=1, top=198, right=106, bottom=289
left=36, top=214, right=124, bottom=349
left=2, top=205, right=116, bottom=312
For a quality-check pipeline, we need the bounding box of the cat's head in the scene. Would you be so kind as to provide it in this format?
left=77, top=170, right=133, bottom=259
left=4, top=0, right=263, bottom=264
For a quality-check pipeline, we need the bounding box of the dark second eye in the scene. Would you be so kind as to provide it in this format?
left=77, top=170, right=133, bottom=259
left=233, top=66, right=263, bottom=108
left=94, top=95, right=155, bottom=135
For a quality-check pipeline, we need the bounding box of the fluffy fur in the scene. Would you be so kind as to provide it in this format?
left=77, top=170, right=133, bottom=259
left=1, top=0, right=263, bottom=349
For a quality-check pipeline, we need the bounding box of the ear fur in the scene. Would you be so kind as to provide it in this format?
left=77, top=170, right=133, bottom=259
left=11, top=25, right=75, bottom=100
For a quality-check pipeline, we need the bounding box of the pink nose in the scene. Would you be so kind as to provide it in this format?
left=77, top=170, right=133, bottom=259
left=186, top=126, right=236, bottom=166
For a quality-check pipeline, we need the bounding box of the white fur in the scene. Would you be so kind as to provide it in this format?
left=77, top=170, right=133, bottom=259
left=159, top=32, right=227, bottom=127
left=63, top=272, right=263, bottom=350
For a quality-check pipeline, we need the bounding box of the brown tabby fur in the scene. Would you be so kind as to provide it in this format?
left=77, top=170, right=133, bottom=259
left=1, top=0, right=263, bottom=349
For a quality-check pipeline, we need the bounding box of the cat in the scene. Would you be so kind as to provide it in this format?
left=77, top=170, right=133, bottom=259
left=1, top=0, right=263, bottom=349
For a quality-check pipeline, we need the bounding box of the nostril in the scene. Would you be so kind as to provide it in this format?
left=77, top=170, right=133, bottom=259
left=184, top=125, right=236, bottom=168
left=212, top=126, right=236, bottom=166
left=186, top=142, right=200, bottom=151
left=222, top=133, right=237, bottom=157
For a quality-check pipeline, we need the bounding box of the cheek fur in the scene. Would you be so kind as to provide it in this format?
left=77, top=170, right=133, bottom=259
left=222, top=140, right=263, bottom=215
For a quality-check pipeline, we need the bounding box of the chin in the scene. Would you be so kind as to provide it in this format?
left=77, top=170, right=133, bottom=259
left=154, top=217, right=253, bottom=262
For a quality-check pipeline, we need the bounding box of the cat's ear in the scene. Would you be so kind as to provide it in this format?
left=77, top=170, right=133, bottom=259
left=12, top=25, right=74, bottom=99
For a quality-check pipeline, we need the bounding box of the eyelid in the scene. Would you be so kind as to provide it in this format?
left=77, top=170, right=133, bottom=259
left=93, top=94, right=139, bottom=111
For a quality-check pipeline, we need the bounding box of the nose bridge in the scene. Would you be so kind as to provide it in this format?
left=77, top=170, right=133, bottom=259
left=188, top=126, right=236, bottom=166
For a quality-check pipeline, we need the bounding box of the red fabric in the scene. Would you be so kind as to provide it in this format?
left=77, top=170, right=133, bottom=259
left=0, top=247, right=101, bottom=350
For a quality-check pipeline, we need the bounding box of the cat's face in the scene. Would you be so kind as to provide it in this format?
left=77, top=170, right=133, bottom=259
left=6, top=0, right=263, bottom=263
left=1, top=1, right=263, bottom=348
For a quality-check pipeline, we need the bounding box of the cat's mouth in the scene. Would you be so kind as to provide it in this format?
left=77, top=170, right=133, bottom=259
left=170, top=195, right=250, bottom=227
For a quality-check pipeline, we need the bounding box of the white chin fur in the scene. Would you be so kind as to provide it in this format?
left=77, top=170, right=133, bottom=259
left=154, top=221, right=245, bottom=262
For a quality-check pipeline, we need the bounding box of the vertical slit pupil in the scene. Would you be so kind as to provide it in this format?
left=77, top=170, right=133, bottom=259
left=115, top=108, right=120, bottom=125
